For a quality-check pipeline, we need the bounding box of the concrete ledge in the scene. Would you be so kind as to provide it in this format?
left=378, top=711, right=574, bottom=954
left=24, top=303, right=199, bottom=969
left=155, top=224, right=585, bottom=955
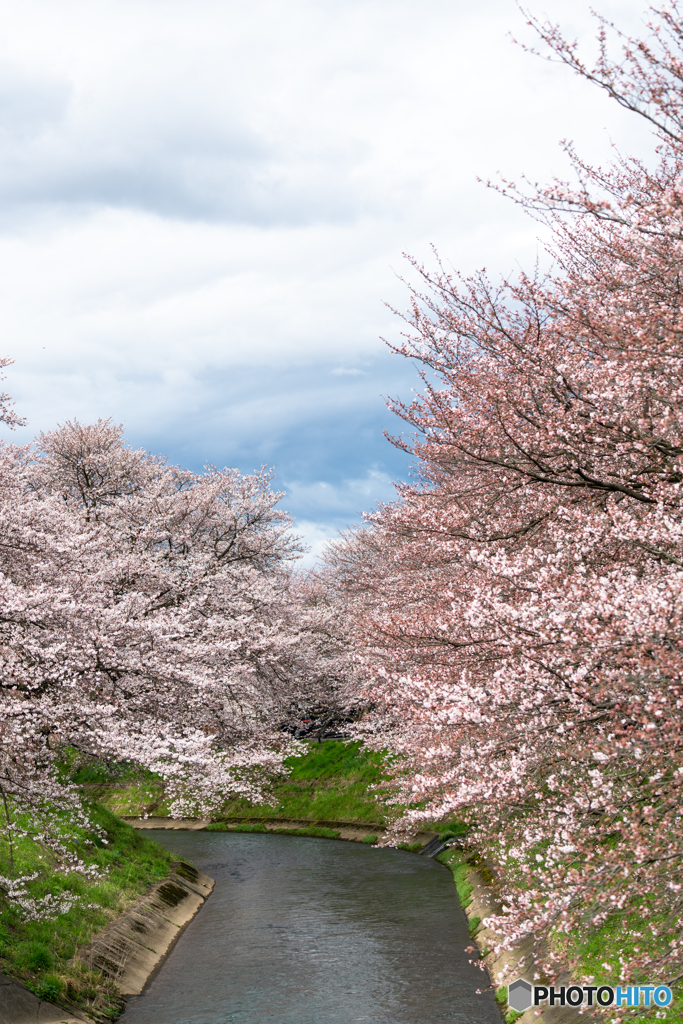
left=123, top=815, right=437, bottom=847
left=122, top=817, right=210, bottom=831
left=0, top=972, right=91, bottom=1024
left=78, top=861, right=214, bottom=996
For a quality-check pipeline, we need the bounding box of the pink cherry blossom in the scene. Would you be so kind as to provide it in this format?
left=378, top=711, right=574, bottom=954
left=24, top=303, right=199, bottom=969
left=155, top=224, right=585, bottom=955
left=322, top=2, right=683, bottom=985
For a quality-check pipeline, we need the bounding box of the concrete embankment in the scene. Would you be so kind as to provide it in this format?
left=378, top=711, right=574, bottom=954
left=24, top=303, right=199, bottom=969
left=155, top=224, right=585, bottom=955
left=0, top=973, right=90, bottom=1024
left=78, top=860, right=214, bottom=996
left=0, top=861, right=214, bottom=1024
left=123, top=814, right=438, bottom=846
left=451, top=859, right=594, bottom=1023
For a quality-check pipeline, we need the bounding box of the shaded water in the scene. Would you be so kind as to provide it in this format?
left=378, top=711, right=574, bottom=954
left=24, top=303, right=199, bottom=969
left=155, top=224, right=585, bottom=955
left=119, top=831, right=500, bottom=1024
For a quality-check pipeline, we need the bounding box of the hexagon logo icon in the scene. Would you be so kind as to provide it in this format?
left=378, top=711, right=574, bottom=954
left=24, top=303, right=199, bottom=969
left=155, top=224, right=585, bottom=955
left=508, top=978, right=533, bottom=1013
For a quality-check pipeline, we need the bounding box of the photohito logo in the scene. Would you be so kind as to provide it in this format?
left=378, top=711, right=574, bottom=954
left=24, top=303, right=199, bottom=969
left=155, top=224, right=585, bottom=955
left=507, top=978, right=672, bottom=1012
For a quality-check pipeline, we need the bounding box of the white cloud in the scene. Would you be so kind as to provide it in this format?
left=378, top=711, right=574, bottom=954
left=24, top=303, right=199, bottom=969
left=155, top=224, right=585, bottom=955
left=288, top=520, right=344, bottom=569
left=0, top=0, right=658, bottom=540
left=282, top=469, right=397, bottom=518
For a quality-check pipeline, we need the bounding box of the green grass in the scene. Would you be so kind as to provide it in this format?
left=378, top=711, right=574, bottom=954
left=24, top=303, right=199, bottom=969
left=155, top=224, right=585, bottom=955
left=438, top=823, right=468, bottom=842
left=97, top=740, right=393, bottom=824
left=565, top=910, right=683, bottom=1021
left=84, top=778, right=169, bottom=817
left=273, top=826, right=341, bottom=839
left=495, top=987, right=523, bottom=1021
left=205, top=822, right=342, bottom=839
left=0, top=802, right=172, bottom=1021
left=437, top=845, right=474, bottom=909
left=219, top=740, right=392, bottom=822
left=211, top=822, right=267, bottom=833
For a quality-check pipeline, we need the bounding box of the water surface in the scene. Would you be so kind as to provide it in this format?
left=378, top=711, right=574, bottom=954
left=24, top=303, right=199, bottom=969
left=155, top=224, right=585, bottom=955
left=119, top=831, right=500, bottom=1024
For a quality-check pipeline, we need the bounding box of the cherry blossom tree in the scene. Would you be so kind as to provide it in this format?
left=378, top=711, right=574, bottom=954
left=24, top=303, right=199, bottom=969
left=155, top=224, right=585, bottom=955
left=0, top=415, right=326, bottom=916
left=324, top=1, right=683, bottom=986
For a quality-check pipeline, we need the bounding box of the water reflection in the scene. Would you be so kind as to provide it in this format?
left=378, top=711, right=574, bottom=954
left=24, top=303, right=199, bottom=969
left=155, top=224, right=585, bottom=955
left=119, top=832, right=500, bottom=1024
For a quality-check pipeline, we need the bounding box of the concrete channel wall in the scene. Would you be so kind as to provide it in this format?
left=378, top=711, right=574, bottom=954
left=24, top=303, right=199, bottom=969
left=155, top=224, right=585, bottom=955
left=77, top=860, right=214, bottom=997
left=0, top=861, right=213, bottom=1024
left=122, top=814, right=438, bottom=846
left=460, top=865, right=595, bottom=1024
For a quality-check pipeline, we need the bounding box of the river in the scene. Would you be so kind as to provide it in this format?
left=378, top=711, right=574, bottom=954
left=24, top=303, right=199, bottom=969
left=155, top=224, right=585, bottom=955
left=119, top=831, right=501, bottom=1024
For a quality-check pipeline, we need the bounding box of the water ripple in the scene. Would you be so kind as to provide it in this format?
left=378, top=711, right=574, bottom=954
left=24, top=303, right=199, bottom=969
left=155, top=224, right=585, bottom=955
left=119, top=832, right=501, bottom=1024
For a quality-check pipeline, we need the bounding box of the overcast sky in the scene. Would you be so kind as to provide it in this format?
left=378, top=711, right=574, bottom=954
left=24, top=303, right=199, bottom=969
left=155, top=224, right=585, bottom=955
left=0, top=0, right=654, bottom=561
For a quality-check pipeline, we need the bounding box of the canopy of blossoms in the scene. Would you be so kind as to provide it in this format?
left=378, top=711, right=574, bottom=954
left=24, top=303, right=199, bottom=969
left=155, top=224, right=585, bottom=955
left=0, top=401, right=342, bottom=916
left=322, top=2, right=683, bottom=986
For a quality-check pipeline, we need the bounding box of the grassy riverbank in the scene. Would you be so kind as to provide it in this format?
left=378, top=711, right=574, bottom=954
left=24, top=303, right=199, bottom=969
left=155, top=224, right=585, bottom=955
left=0, top=739, right=390, bottom=1022
left=437, top=842, right=683, bottom=1023
left=94, top=740, right=393, bottom=824
left=220, top=740, right=391, bottom=822
left=0, top=803, right=172, bottom=1021
left=13, top=739, right=676, bottom=1022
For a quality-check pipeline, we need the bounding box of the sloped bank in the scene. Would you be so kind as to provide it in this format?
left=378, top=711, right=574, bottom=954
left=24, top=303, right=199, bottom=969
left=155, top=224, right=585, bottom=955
left=0, top=862, right=213, bottom=1024
left=438, top=846, right=595, bottom=1024
left=0, top=972, right=91, bottom=1024
left=77, top=861, right=214, bottom=997
left=0, top=806, right=180, bottom=1024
